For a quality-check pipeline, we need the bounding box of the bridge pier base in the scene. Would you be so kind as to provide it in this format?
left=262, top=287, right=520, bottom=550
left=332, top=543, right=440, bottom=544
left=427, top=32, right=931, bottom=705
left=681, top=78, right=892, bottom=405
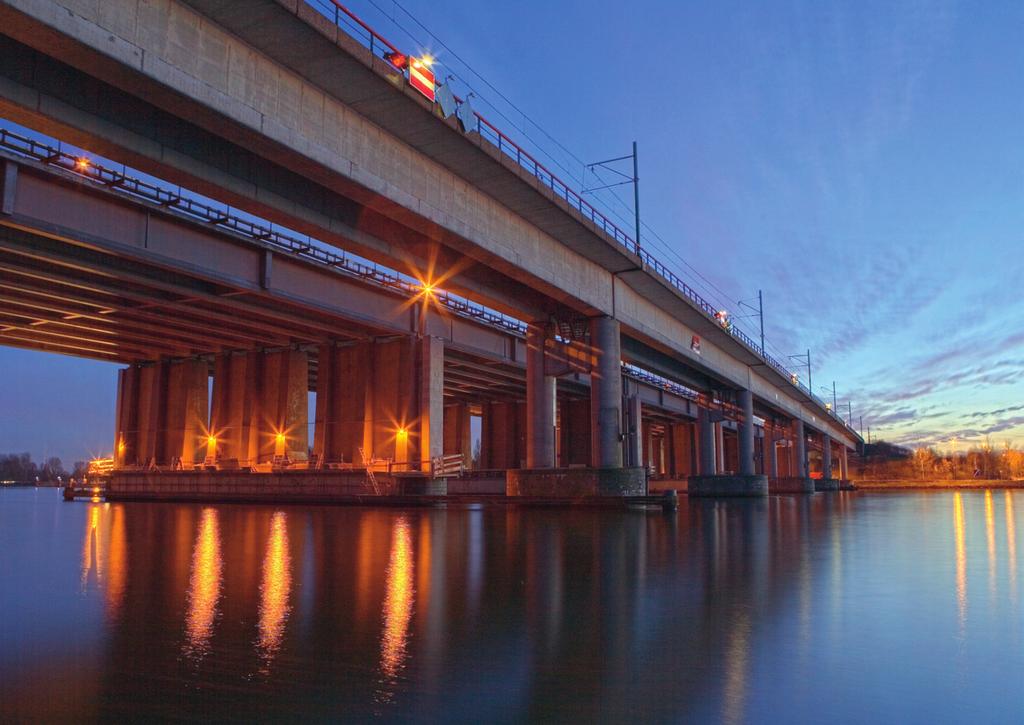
left=768, top=477, right=816, bottom=494
left=506, top=467, right=646, bottom=497
left=815, top=478, right=841, bottom=492
left=687, top=474, right=769, bottom=497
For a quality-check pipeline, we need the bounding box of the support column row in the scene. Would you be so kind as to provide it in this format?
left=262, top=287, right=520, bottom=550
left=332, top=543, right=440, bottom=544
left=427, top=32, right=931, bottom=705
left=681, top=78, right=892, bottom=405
left=114, top=359, right=208, bottom=468
left=314, top=337, right=442, bottom=470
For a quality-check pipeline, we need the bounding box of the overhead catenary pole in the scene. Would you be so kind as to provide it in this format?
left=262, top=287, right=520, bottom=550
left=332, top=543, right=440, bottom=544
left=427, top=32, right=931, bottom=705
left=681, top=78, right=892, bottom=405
left=584, top=144, right=641, bottom=255
left=832, top=381, right=837, bottom=413
left=758, top=289, right=765, bottom=355
left=633, top=141, right=641, bottom=255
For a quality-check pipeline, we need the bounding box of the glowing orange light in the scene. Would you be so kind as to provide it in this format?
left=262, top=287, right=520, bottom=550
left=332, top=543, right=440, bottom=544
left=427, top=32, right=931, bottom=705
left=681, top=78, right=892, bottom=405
left=275, top=432, right=286, bottom=444
left=75, top=156, right=90, bottom=171
left=207, top=435, right=217, bottom=448
left=117, top=439, right=125, bottom=454
left=384, top=51, right=408, bottom=69
left=396, top=427, right=409, bottom=439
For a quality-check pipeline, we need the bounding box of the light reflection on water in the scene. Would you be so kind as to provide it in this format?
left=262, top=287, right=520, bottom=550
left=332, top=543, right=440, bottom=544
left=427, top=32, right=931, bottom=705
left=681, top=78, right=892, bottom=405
left=953, top=491, right=967, bottom=631
left=184, top=508, right=222, bottom=659
left=1006, top=491, right=1017, bottom=605
left=379, top=515, right=414, bottom=697
left=257, top=511, right=291, bottom=671
left=3, top=488, right=1024, bottom=722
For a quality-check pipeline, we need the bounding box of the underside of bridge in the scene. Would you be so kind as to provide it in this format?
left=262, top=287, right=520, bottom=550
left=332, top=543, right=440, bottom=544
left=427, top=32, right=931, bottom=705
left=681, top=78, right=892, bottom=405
left=0, top=0, right=859, bottom=498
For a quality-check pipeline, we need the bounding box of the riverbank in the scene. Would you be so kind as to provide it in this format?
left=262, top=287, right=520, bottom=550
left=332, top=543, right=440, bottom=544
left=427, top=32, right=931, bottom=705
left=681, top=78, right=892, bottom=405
left=855, top=479, right=1024, bottom=490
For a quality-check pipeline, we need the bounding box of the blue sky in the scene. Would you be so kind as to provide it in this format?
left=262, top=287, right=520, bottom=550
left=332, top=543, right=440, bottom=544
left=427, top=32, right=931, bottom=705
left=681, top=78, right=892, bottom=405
left=1, top=0, right=1022, bottom=462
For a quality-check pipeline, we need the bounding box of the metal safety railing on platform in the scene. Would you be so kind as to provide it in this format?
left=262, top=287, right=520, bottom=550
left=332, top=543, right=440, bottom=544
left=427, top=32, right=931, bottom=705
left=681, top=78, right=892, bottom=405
left=304, top=1, right=854, bottom=433
left=431, top=453, right=465, bottom=478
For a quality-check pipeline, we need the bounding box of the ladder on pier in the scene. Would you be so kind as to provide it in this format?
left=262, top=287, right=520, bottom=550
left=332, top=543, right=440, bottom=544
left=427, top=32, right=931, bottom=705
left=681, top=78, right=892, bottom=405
left=359, top=447, right=381, bottom=495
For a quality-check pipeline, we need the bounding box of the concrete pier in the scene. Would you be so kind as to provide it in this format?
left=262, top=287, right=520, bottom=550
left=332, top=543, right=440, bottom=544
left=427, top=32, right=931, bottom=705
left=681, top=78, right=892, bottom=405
left=738, top=389, right=755, bottom=476
left=526, top=324, right=556, bottom=469
left=589, top=316, right=623, bottom=469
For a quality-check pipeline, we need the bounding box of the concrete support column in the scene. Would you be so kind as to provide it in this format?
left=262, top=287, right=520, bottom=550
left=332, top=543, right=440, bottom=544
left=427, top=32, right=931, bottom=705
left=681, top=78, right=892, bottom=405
left=738, top=389, right=755, bottom=476
left=211, top=353, right=257, bottom=465
left=642, top=420, right=653, bottom=472
left=444, top=403, right=473, bottom=469
left=481, top=401, right=525, bottom=469
left=698, top=408, right=717, bottom=475
left=558, top=398, right=591, bottom=466
left=136, top=362, right=168, bottom=466
left=313, top=342, right=372, bottom=465
left=625, top=394, right=643, bottom=467
left=590, top=316, right=624, bottom=468
left=258, top=349, right=309, bottom=462
left=840, top=446, right=849, bottom=480
left=768, top=425, right=779, bottom=479
left=715, top=423, right=725, bottom=473
left=794, top=419, right=807, bottom=478
left=416, top=336, right=444, bottom=471
left=669, top=422, right=693, bottom=478
left=526, top=324, right=556, bottom=468
left=163, top=359, right=209, bottom=467
left=114, top=365, right=140, bottom=467
left=822, top=433, right=833, bottom=479
left=370, top=338, right=414, bottom=465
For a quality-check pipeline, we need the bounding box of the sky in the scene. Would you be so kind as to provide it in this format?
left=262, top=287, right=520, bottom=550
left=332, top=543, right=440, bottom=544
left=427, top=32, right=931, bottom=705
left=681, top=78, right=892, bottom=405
left=1, top=0, right=1022, bottom=463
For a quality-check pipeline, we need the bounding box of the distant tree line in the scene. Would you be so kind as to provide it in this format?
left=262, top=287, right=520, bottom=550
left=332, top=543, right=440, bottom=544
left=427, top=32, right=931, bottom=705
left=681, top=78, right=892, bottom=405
left=856, top=438, right=1024, bottom=481
left=0, top=453, right=87, bottom=484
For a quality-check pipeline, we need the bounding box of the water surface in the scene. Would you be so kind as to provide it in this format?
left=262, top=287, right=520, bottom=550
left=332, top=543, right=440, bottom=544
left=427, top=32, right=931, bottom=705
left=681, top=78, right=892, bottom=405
left=1, top=488, right=1022, bottom=722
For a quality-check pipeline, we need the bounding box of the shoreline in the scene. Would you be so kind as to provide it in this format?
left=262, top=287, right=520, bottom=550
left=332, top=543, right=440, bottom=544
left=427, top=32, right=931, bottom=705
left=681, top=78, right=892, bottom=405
left=855, top=479, right=1024, bottom=490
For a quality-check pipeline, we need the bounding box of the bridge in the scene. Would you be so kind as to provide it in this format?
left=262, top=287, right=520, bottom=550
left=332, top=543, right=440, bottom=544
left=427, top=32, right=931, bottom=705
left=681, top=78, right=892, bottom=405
left=0, top=0, right=858, bottom=498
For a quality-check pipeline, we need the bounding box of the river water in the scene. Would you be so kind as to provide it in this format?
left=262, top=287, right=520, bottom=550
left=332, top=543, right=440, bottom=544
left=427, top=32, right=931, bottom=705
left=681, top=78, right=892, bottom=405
left=1, top=487, right=1022, bottom=723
